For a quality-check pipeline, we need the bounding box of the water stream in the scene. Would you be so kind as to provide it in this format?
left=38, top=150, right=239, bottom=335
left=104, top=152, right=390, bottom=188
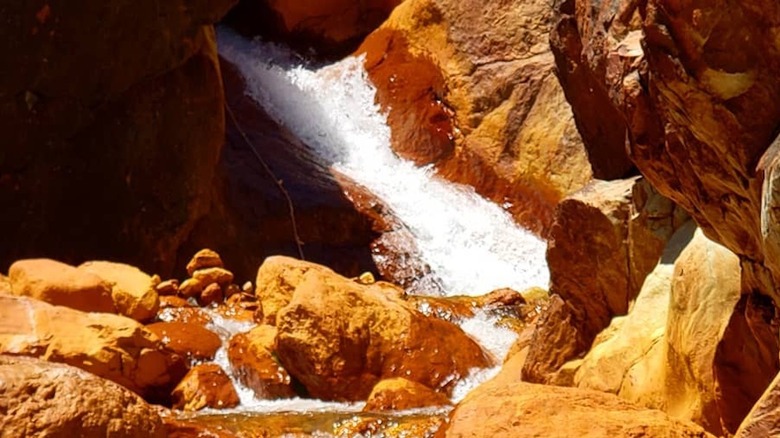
left=188, top=28, right=551, bottom=434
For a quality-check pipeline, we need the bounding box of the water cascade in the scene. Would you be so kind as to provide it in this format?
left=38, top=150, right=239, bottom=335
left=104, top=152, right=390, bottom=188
left=186, top=28, right=551, bottom=432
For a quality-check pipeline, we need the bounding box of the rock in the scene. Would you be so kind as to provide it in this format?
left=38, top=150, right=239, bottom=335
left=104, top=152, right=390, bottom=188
left=198, top=283, right=224, bottom=307
left=79, top=261, right=160, bottom=322
left=179, top=278, right=204, bottom=299
left=0, top=275, right=10, bottom=295
left=357, top=0, right=593, bottom=234
left=0, top=355, right=166, bottom=438
left=254, top=256, right=340, bottom=325
left=145, top=322, right=222, bottom=362
left=159, top=296, right=195, bottom=309
left=736, top=371, right=780, bottom=437
left=0, top=295, right=184, bottom=401
left=155, top=279, right=179, bottom=296
left=364, top=378, right=450, bottom=411
left=0, top=1, right=234, bottom=276
left=157, top=307, right=212, bottom=327
left=8, top=258, right=115, bottom=313
left=171, top=364, right=240, bottom=411
left=441, top=377, right=713, bottom=437
left=227, top=326, right=296, bottom=399
left=275, top=266, right=490, bottom=401
left=192, top=267, right=234, bottom=287
left=523, top=177, right=687, bottom=383
left=186, top=249, right=225, bottom=276
left=226, top=0, right=403, bottom=56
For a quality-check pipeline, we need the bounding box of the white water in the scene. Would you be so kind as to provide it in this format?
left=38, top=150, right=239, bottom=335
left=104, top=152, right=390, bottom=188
left=214, top=28, right=549, bottom=412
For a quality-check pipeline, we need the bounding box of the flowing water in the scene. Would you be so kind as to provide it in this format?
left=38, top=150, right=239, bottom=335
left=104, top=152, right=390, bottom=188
left=185, top=28, right=551, bottom=436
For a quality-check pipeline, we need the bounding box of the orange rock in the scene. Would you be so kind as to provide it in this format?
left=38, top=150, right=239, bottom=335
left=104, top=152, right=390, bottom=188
left=179, top=278, right=204, bottom=299
left=0, top=355, right=167, bottom=437
left=228, top=326, right=295, bottom=399
left=192, top=267, right=234, bottom=287
left=171, top=364, right=240, bottom=411
left=275, top=265, right=490, bottom=401
left=364, top=378, right=450, bottom=411
left=357, top=0, right=594, bottom=234
left=146, top=322, right=222, bottom=362
left=159, top=295, right=195, bottom=309
left=198, top=282, right=224, bottom=307
left=254, top=256, right=339, bottom=325
left=0, top=275, right=10, bottom=295
left=155, top=279, right=179, bottom=296
left=8, top=258, right=115, bottom=314
left=79, top=261, right=160, bottom=322
left=0, top=295, right=184, bottom=400
left=186, top=249, right=224, bottom=276
left=157, top=307, right=212, bottom=327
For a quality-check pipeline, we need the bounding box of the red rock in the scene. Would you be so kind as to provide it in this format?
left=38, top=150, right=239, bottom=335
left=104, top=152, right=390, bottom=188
left=179, top=278, right=204, bottom=299
left=159, top=296, right=195, bottom=309
left=155, top=279, right=179, bottom=296
left=192, top=267, right=234, bottom=287
left=228, top=326, right=295, bottom=399
left=171, top=364, right=240, bottom=411
left=186, top=249, right=225, bottom=276
left=146, top=322, right=222, bottom=362
left=364, top=378, right=450, bottom=411
left=0, top=355, right=167, bottom=437
left=8, top=258, right=115, bottom=314
left=198, top=283, right=224, bottom=307
left=157, top=307, right=212, bottom=327
left=79, top=261, right=160, bottom=322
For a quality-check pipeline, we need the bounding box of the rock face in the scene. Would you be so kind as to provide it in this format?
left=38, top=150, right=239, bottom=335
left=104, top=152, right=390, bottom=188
left=0, top=355, right=166, bottom=438
left=272, top=259, right=490, bottom=401
left=442, top=365, right=713, bottom=438
left=0, top=0, right=235, bottom=275
left=227, top=0, right=403, bottom=56
left=79, top=261, right=160, bottom=322
left=737, top=371, right=780, bottom=438
left=357, top=0, right=594, bottom=234
left=8, top=258, right=115, bottom=313
left=0, top=295, right=183, bottom=400
left=523, top=177, right=687, bottom=382
left=172, top=364, right=240, bottom=411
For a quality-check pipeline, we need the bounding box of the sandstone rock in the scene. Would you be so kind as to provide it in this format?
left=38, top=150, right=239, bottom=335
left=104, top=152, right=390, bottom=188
left=442, top=379, right=713, bottom=437
left=364, top=378, right=450, bottom=411
left=0, top=2, right=234, bottom=276
left=186, top=249, right=225, bottom=276
left=8, top=258, right=115, bottom=313
left=155, top=279, right=179, bottom=296
left=79, top=261, right=160, bottom=322
left=227, top=0, right=403, bottom=56
left=523, top=177, right=687, bottom=382
left=228, top=325, right=295, bottom=399
left=254, top=256, right=340, bottom=325
left=357, top=0, right=593, bottom=234
left=0, top=275, right=10, bottom=295
left=199, top=283, right=225, bottom=307
left=179, top=278, right=204, bottom=299
left=275, top=267, right=490, bottom=401
left=192, top=267, right=234, bottom=287
left=0, top=355, right=166, bottom=438
left=0, top=295, right=184, bottom=400
left=171, top=364, right=240, bottom=411
left=146, top=322, right=222, bottom=362
left=736, top=371, right=780, bottom=437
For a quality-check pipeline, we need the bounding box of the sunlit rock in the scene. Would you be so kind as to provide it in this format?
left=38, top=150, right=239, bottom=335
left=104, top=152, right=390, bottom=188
left=172, top=364, right=240, bottom=411
left=146, top=322, right=222, bottom=363
left=0, top=295, right=184, bottom=401
left=228, top=325, right=296, bottom=399
left=8, top=258, right=115, bottom=313
left=0, top=355, right=166, bottom=437
left=79, top=261, right=160, bottom=322
left=186, top=249, right=225, bottom=276
left=275, top=265, right=490, bottom=401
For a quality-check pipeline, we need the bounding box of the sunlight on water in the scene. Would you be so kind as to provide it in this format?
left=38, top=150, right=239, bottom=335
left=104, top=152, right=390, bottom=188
left=218, top=29, right=549, bottom=298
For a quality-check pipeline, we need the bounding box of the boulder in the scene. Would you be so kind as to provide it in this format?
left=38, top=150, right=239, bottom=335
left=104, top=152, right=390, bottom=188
left=357, top=0, right=593, bottom=234
left=275, top=266, right=490, bottom=401
left=441, top=377, right=713, bottom=437
left=228, top=325, right=296, bottom=399
left=523, top=177, right=687, bottom=382
left=226, top=0, right=403, bottom=56
left=0, top=295, right=184, bottom=400
left=0, top=1, right=234, bottom=276
left=145, top=322, right=222, bottom=362
left=8, top=258, right=115, bottom=313
left=79, top=261, right=159, bottom=322
left=171, top=364, right=240, bottom=411
left=0, top=355, right=166, bottom=438
left=192, top=267, right=234, bottom=287
left=364, top=378, right=450, bottom=411
left=737, top=371, right=780, bottom=438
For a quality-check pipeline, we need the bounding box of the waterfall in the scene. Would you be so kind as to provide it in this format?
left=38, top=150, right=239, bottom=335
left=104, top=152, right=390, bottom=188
left=212, top=28, right=550, bottom=410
